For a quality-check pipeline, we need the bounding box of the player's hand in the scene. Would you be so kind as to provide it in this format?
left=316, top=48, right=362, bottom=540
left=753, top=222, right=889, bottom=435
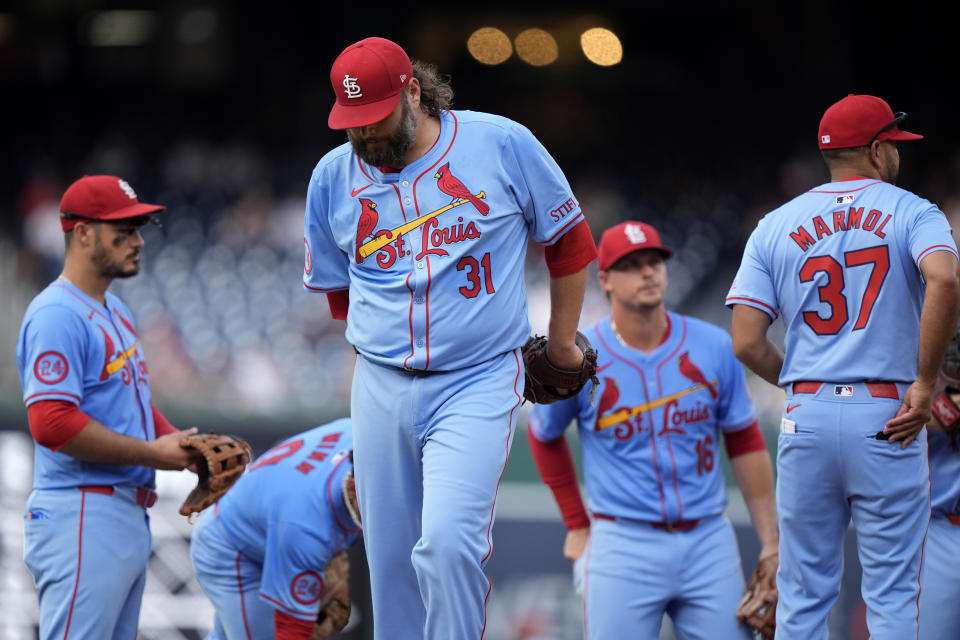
left=564, top=528, right=589, bottom=598
left=147, top=427, right=200, bottom=469
left=547, top=340, right=584, bottom=372
left=563, top=527, right=589, bottom=563
left=545, top=340, right=586, bottom=396
left=884, top=380, right=934, bottom=448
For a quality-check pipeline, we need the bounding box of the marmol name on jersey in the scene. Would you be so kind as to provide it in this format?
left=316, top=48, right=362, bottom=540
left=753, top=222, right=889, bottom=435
left=788, top=206, right=892, bottom=251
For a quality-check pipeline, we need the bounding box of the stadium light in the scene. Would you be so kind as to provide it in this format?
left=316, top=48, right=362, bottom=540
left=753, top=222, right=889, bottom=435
left=580, top=27, right=622, bottom=66
left=514, top=28, right=558, bottom=67
left=467, top=27, right=513, bottom=65
left=83, top=10, right=157, bottom=47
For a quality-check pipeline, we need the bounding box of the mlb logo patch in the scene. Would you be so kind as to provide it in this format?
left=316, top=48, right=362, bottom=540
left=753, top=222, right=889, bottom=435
left=835, top=194, right=855, bottom=205
left=834, top=385, right=854, bottom=397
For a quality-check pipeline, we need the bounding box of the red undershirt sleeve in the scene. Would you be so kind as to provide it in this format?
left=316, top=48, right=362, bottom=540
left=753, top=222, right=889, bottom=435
left=723, top=421, right=767, bottom=459
left=527, top=428, right=590, bottom=530
left=151, top=405, right=178, bottom=436
left=544, top=220, right=598, bottom=278
left=326, top=290, right=349, bottom=321
left=274, top=609, right=315, bottom=640
left=27, top=400, right=92, bottom=451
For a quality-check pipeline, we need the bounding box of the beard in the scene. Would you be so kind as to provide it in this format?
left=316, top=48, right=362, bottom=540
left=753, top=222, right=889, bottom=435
left=348, top=96, right=417, bottom=167
left=92, top=235, right=140, bottom=279
left=882, top=145, right=899, bottom=185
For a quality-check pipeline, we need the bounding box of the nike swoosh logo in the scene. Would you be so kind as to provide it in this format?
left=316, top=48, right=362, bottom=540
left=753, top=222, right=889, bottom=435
left=351, top=185, right=371, bottom=197
left=786, top=404, right=801, bottom=413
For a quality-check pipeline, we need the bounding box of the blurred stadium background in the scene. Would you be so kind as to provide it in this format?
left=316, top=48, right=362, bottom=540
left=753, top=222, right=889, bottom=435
left=1, top=2, right=955, bottom=638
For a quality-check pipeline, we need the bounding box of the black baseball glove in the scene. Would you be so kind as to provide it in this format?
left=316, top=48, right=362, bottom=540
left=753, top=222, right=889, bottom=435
left=522, top=331, right=599, bottom=405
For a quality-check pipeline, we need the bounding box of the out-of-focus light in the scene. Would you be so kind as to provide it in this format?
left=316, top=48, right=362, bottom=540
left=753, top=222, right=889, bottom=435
left=178, top=8, right=218, bottom=44
left=581, top=27, right=622, bottom=66
left=514, top=28, right=558, bottom=67
left=84, top=10, right=157, bottom=46
left=467, top=27, right=512, bottom=65
left=0, top=14, right=13, bottom=45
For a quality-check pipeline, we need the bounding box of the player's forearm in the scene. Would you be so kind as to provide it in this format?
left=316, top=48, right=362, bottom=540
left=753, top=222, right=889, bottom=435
left=916, top=255, right=960, bottom=385
left=527, top=428, right=590, bottom=530
left=59, top=419, right=188, bottom=469
left=730, top=449, right=779, bottom=557
left=735, top=340, right=783, bottom=387
left=731, top=305, right=782, bottom=386
left=546, top=267, right=588, bottom=367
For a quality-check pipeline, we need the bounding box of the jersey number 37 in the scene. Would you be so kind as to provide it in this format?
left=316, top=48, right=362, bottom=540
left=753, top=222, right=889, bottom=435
left=799, top=244, right=889, bottom=335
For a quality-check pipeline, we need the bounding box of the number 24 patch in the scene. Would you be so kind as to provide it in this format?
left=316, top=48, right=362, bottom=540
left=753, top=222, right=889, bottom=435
left=34, top=351, right=69, bottom=385
left=290, top=570, right=322, bottom=605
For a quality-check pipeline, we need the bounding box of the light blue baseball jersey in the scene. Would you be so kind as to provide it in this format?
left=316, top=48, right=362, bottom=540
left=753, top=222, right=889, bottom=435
left=16, top=280, right=156, bottom=489
left=213, top=419, right=360, bottom=620
left=918, top=429, right=960, bottom=639
left=928, top=429, right=960, bottom=516
left=726, top=178, right=957, bottom=385
left=303, top=109, right=584, bottom=371
left=528, top=313, right=757, bottom=522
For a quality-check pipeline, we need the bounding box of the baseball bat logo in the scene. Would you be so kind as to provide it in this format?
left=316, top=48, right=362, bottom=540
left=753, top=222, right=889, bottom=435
left=353, top=163, right=489, bottom=264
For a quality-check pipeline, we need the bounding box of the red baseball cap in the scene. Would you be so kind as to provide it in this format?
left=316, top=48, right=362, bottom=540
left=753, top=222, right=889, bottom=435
left=328, top=37, right=413, bottom=130
left=598, top=221, right=674, bottom=270
left=818, top=94, right=923, bottom=150
left=59, top=175, right=165, bottom=231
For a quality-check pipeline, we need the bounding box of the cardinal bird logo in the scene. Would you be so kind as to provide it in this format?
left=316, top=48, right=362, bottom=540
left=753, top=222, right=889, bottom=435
left=597, top=377, right=620, bottom=417
left=98, top=325, right=139, bottom=381
left=99, top=325, right=117, bottom=381
left=355, top=198, right=392, bottom=263
left=677, top=352, right=717, bottom=400
left=435, top=162, right=490, bottom=216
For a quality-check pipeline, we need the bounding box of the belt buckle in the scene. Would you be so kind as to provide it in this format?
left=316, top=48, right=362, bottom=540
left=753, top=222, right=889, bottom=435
left=663, top=520, right=675, bottom=533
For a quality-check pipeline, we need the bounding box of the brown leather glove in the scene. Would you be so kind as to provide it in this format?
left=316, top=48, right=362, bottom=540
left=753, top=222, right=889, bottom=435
left=522, top=331, right=599, bottom=405
left=312, top=551, right=351, bottom=639
left=736, top=553, right=778, bottom=640
left=178, top=432, right=251, bottom=518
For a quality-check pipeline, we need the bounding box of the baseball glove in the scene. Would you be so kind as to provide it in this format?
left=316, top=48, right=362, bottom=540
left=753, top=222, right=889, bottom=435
left=736, top=553, right=778, bottom=640
left=313, top=551, right=351, bottom=639
left=178, top=432, right=252, bottom=518
left=522, top=331, right=599, bottom=405
left=934, top=320, right=960, bottom=451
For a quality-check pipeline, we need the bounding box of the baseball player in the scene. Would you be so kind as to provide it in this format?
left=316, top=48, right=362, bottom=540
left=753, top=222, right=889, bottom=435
left=15, top=175, right=201, bottom=639
left=528, top=221, right=779, bottom=639
left=190, top=418, right=361, bottom=639
left=726, top=94, right=960, bottom=639
left=917, top=321, right=960, bottom=639
left=303, top=37, right=597, bottom=639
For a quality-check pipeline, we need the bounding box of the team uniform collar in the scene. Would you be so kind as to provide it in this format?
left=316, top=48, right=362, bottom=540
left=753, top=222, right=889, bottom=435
left=602, top=311, right=675, bottom=358
left=360, top=111, right=456, bottom=184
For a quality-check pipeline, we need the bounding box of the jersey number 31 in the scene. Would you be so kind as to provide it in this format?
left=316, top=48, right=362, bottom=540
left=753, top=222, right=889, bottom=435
left=799, top=244, right=889, bottom=335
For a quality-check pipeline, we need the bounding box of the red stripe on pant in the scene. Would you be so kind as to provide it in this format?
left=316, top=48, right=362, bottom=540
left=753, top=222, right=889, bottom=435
left=64, top=490, right=88, bottom=639
left=235, top=551, right=253, bottom=639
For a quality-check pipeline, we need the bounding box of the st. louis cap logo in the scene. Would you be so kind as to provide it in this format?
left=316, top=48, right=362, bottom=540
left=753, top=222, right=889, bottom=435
left=342, top=74, right=362, bottom=99
left=624, top=223, right=648, bottom=244
left=117, top=179, right=137, bottom=199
